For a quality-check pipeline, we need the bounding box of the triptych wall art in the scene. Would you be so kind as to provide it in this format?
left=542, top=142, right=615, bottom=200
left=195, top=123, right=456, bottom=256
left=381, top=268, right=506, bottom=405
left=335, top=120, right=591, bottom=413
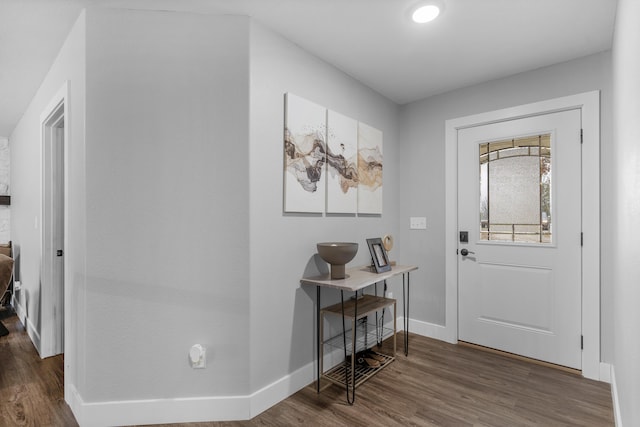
left=283, top=93, right=383, bottom=215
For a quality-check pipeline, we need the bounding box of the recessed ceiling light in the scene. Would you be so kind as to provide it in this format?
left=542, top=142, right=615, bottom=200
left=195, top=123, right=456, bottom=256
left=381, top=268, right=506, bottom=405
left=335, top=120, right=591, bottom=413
left=412, top=4, right=441, bottom=23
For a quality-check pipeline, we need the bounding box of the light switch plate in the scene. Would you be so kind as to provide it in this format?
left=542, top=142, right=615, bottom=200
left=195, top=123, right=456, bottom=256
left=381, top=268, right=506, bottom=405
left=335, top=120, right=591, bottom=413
left=410, top=217, right=427, bottom=229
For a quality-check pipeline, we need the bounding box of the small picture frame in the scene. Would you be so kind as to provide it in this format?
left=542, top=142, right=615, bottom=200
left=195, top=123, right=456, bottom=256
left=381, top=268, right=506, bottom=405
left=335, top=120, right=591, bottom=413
left=366, top=237, right=392, bottom=273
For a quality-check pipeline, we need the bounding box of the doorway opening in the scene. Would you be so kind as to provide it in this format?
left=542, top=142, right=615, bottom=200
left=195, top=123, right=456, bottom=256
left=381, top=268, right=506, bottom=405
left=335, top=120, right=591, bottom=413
left=40, top=88, right=66, bottom=359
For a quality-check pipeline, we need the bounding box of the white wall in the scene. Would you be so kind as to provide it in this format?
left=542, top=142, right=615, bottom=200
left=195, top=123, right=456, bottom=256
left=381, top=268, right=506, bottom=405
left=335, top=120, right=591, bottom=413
left=11, top=8, right=402, bottom=424
left=398, top=51, right=613, bottom=361
left=9, top=10, right=86, bottom=393
left=248, top=22, right=401, bottom=393
left=82, top=8, right=251, bottom=403
left=612, top=0, right=640, bottom=424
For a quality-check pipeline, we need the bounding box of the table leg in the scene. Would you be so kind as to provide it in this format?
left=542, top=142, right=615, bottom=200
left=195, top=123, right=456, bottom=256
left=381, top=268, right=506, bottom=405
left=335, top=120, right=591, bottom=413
left=374, top=282, right=378, bottom=341
left=316, top=285, right=321, bottom=393
left=374, top=282, right=379, bottom=346
left=375, top=280, right=387, bottom=347
left=403, top=273, right=411, bottom=356
left=341, top=290, right=356, bottom=405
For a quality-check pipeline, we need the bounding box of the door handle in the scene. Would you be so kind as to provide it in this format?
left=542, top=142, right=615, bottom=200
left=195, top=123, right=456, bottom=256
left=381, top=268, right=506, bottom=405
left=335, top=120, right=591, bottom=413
left=460, top=248, right=475, bottom=256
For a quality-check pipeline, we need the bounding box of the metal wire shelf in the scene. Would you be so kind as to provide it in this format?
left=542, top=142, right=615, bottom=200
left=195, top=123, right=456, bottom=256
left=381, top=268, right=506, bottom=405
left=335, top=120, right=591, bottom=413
left=323, top=351, right=395, bottom=389
left=323, top=322, right=395, bottom=354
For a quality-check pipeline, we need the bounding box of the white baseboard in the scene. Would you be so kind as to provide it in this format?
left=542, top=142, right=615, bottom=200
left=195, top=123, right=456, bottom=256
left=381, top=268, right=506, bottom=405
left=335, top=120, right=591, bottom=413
left=398, top=316, right=453, bottom=343
left=611, top=365, right=623, bottom=427
left=69, top=361, right=315, bottom=426
left=14, top=298, right=42, bottom=355
left=72, top=393, right=251, bottom=427
left=14, top=297, right=27, bottom=325
left=599, top=362, right=612, bottom=383
left=249, top=361, right=313, bottom=417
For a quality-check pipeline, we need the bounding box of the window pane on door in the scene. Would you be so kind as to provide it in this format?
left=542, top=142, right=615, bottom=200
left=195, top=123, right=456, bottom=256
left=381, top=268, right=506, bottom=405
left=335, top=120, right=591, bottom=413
left=479, top=134, right=552, bottom=243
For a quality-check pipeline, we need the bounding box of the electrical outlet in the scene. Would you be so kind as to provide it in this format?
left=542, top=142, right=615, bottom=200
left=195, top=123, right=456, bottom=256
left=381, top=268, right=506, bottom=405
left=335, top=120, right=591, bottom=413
left=189, top=344, right=206, bottom=369
left=409, top=217, right=427, bottom=229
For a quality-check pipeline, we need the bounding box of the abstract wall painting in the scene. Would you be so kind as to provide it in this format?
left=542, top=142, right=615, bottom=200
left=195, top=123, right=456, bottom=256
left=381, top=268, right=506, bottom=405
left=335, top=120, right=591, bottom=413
left=284, top=93, right=327, bottom=213
left=357, top=122, right=383, bottom=214
left=283, top=93, right=383, bottom=215
left=326, top=110, right=358, bottom=214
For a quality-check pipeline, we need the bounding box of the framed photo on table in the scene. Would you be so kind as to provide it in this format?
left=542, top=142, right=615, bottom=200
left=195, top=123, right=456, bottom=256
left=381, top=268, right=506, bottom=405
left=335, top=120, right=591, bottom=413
left=366, top=237, right=392, bottom=273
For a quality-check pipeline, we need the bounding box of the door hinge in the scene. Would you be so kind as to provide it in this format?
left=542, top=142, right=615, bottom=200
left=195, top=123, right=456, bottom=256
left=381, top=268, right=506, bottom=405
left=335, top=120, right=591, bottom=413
left=581, top=335, right=584, bottom=350
left=581, top=232, right=584, bottom=246
left=580, top=129, right=584, bottom=144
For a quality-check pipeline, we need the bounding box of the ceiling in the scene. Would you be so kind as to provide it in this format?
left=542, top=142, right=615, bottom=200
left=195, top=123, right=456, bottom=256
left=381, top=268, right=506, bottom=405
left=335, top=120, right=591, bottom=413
left=0, top=0, right=617, bottom=137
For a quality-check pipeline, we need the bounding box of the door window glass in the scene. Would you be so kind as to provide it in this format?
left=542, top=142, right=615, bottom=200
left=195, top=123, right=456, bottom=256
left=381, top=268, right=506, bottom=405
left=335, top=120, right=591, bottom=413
left=480, top=134, right=551, bottom=243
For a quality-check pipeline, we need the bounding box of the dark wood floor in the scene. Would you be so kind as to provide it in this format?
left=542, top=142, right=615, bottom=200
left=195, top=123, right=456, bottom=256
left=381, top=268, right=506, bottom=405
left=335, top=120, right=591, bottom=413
left=1, top=310, right=613, bottom=427
left=0, top=308, right=78, bottom=426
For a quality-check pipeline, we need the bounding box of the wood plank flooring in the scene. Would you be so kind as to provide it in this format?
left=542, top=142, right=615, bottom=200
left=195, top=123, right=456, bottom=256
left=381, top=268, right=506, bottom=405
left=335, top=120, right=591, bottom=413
left=189, top=336, right=613, bottom=427
left=0, top=309, right=78, bottom=426
left=0, top=309, right=613, bottom=426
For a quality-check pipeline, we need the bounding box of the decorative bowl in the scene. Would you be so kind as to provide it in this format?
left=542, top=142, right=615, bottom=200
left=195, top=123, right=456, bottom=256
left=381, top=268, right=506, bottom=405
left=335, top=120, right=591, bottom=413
left=316, top=242, right=358, bottom=279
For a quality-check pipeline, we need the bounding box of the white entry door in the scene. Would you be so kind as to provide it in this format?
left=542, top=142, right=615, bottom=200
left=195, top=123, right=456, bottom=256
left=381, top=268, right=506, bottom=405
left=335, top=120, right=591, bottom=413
left=457, top=109, right=582, bottom=369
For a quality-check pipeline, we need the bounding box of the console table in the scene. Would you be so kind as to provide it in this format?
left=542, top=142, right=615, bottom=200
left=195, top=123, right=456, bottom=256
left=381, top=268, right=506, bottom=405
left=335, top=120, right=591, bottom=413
left=301, top=264, right=417, bottom=404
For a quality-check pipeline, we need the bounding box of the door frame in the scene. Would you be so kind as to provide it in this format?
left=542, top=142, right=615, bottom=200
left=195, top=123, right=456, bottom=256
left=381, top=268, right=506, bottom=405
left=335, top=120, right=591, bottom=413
left=39, top=80, right=70, bottom=362
left=444, top=91, right=601, bottom=380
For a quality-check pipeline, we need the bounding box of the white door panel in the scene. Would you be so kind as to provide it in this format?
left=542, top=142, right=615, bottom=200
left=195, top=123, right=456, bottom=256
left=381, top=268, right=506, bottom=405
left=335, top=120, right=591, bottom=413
left=476, top=262, right=554, bottom=333
left=458, top=109, right=582, bottom=369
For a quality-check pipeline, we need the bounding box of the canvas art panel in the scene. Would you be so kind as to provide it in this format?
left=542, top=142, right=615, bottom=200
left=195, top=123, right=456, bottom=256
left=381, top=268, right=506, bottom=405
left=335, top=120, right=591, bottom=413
left=284, top=93, right=327, bottom=213
left=326, top=110, right=358, bottom=214
left=357, top=122, right=383, bottom=214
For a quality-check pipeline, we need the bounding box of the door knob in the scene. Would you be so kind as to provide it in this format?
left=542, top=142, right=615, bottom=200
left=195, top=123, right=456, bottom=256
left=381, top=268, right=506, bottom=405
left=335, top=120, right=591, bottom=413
left=460, top=248, right=475, bottom=256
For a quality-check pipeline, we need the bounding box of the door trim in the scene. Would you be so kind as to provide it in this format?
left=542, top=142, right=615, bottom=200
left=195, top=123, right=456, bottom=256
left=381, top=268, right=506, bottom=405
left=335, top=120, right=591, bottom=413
left=39, top=81, right=71, bottom=374
left=444, top=91, right=601, bottom=380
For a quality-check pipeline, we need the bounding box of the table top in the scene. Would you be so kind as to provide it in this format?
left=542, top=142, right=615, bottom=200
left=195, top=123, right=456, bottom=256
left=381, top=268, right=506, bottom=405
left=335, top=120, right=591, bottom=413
left=300, top=264, right=418, bottom=292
